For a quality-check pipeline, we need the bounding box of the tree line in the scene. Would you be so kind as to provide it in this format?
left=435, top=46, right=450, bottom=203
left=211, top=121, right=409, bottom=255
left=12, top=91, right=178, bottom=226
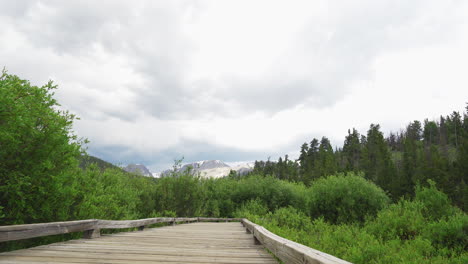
left=251, top=109, right=468, bottom=211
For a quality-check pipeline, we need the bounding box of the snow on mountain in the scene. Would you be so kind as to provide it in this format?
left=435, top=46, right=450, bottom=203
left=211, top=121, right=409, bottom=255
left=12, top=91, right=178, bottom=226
left=159, top=160, right=253, bottom=178
left=181, top=160, right=230, bottom=171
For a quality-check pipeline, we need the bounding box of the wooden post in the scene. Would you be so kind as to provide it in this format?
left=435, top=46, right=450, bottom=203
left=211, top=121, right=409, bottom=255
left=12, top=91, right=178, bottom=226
left=253, top=236, right=261, bottom=245
left=83, top=228, right=100, bottom=239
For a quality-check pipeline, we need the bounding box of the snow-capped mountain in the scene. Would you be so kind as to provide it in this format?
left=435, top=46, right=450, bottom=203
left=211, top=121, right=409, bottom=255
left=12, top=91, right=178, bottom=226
left=160, top=160, right=253, bottom=178
left=181, top=160, right=229, bottom=171
left=123, top=164, right=152, bottom=177
left=124, top=160, right=254, bottom=179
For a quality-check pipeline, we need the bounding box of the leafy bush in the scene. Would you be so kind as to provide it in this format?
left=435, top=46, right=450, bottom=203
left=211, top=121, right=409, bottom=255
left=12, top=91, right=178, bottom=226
left=365, top=200, right=426, bottom=241
left=72, top=165, right=147, bottom=220
left=232, top=175, right=308, bottom=213
left=415, top=180, right=456, bottom=220
left=154, top=174, right=206, bottom=217
left=267, top=206, right=311, bottom=230
left=233, top=199, right=269, bottom=219
left=423, top=212, right=468, bottom=253
left=203, top=178, right=237, bottom=217
left=308, top=173, right=390, bottom=224
left=0, top=71, right=84, bottom=225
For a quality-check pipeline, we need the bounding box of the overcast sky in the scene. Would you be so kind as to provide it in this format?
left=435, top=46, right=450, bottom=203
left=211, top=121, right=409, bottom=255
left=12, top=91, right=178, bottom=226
left=1, top=0, right=468, bottom=172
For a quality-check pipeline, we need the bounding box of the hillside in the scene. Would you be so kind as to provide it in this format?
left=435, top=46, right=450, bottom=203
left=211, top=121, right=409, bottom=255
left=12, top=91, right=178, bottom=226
left=79, top=155, right=122, bottom=171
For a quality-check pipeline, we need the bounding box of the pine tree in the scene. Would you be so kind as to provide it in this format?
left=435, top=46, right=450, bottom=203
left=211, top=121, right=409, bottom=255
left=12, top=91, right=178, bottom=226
left=423, top=119, right=439, bottom=145
left=302, top=138, right=319, bottom=185
left=361, top=124, right=397, bottom=196
left=342, top=128, right=361, bottom=172
left=316, top=137, right=337, bottom=178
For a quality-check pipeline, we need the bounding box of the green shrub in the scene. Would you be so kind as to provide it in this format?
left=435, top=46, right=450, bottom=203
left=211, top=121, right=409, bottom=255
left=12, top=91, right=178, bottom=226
left=202, top=178, right=237, bottom=217
left=308, top=173, right=390, bottom=224
left=232, top=175, right=308, bottom=213
left=415, top=180, right=455, bottom=220
left=423, top=212, right=468, bottom=253
left=154, top=174, right=206, bottom=217
left=365, top=200, right=426, bottom=241
left=233, top=199, right=269, bottom=219
left=266, top=206, right=311, bottom=230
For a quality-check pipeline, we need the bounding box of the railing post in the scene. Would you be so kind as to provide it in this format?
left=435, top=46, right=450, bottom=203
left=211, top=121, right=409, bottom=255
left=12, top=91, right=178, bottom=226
left=253, top=236, right=261, bottom=245
left=83, top=228, right=100, bottom=239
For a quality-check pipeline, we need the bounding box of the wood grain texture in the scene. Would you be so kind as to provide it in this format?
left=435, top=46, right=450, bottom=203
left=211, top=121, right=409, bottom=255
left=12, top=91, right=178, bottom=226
left=0, top=220, right=98, bottom=242
left=0, top=222, right=278, bottom=264
left=0, top=218, right=201, bottom=242
left=241, top=219, right=352, bottom=264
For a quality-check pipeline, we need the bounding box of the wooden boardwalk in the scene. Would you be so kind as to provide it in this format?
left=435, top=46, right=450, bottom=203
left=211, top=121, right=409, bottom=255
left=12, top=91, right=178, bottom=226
left=0, top=222, right=277, bottom=264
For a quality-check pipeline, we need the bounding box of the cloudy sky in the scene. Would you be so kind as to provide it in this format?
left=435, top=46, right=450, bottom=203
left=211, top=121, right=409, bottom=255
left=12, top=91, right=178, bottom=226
left=1, top=0, right=468, bottom=172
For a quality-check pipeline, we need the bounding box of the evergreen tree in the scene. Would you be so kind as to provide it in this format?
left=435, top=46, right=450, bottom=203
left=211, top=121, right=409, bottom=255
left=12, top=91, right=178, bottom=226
left=302, top=138, right=319, bottom=185
left=298, top=143, right=309, bottom=181
left=342, top=128, right=361, bottom=172
left=316, top=137, right=337, bottom=178
left=423, top=119, right=439, bottom=145
left=361, top=124, right=396, bottom=196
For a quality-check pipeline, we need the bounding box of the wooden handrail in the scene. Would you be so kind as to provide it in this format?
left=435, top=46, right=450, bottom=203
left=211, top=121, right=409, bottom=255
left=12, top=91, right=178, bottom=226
left=241, top=218, right=351, bottom=264
left=0, top=217, right=239, bottom=242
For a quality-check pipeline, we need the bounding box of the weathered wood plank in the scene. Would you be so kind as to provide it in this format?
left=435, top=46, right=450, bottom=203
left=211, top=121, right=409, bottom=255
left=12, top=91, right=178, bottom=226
left=0, top=220, right=98, bottom=242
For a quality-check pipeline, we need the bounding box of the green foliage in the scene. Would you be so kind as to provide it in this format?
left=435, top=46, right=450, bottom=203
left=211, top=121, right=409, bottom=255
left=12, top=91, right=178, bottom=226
left=423, top=213, right=468, bottom=253
left=231, top=175, right=308, bottom=213
left=233, top=199, right=269, bottom=219
left=0, top=71, right=84, bottom=225
left=249, top=204, right=467, bottom=264
left=265, top=206, right=310, bottom=230
left=342, top=128, right=362, bottom=172
left=365, top=200, right=426, bottom=241
left=154, top=174, right=206, bottom=217
left=72, top=165, right=152, bottom=220
left=415, top=180, right=456, bottom=220
left=308, top=173, right=390, bottom=224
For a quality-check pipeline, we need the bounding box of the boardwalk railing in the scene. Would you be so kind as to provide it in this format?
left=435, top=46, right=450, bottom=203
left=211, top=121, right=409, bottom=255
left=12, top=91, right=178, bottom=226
left=1, top=217, right=351, bottom=264
left=242, top=219, right=351, bottom=264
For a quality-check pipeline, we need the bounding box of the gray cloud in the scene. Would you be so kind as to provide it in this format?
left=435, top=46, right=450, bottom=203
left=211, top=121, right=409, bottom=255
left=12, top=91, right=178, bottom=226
left=2, top=0, right=464, bottom=121
left=2, top=0, right=468, bottom=168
